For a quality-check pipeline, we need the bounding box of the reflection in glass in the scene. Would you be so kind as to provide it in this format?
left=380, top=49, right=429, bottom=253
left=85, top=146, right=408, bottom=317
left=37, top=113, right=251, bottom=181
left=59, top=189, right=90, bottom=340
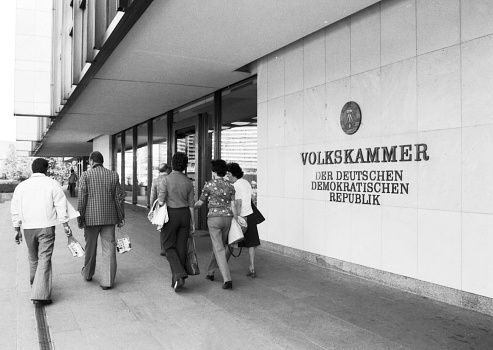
left=124, top=128, right=133, bottom=203
left=221, top=79, right=258, bottom=204
left=136, top=123, right=148, bottom=206
left=152, top=116, right=167, bottom=179
left=115, top=133, right=122, bottom=185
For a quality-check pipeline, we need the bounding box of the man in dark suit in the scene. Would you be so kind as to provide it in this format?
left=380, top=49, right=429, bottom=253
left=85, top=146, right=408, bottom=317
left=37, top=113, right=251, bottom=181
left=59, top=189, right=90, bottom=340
left=149, top=162, right=170, bottom=256
left=77, top=151, right=125, bottom=290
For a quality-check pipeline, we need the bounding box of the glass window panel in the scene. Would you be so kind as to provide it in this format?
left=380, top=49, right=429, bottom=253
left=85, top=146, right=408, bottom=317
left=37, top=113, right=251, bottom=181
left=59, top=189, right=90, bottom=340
left=136, top=123, right=148, bottom=206
left=152, top=115, right=168, bottom=179
left=124, top=128, right=133, bottom=203
left=221, top=79, right=258, bottom=204
left=114, top=133, right=122, bottom=184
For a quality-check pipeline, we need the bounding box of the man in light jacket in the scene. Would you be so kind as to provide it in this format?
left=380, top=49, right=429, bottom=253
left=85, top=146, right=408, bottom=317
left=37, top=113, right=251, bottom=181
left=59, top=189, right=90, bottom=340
left=149, top=162, right=170, bottom=255
left=11, top=158, right=74, bottom=305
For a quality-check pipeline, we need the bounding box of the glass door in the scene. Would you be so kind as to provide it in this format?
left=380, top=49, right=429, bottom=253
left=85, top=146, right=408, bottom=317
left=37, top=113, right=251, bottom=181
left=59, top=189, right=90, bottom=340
left=172, top=114, right=212, bottom=230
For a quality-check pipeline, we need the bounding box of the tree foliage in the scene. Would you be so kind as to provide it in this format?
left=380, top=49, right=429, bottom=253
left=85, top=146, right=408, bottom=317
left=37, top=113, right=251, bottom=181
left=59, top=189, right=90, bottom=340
left=3, top=145, right=74, bottom=183
left=3, top=145, right=32, bottom=181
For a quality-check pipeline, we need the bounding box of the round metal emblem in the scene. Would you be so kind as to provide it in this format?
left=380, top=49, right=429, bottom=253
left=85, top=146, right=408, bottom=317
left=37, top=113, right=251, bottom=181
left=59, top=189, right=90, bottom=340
left=340, top=101, right=362, bottom=135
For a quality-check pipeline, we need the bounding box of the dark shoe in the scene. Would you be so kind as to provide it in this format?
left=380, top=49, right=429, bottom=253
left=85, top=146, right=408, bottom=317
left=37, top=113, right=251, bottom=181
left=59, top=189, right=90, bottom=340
left=174, top=278, right=185, bottom=292
left=205, top=275, right=214, bottom=281
left=246, top=269, right=257, bottom=278
left=222, top=281, right=233, bottom=290
left=81, top=268, right=92, bottom=281
left=101, top=286, right=111, bottom=290
left=33, top=299, right=52, bottom=305
left=160, top=250, right=166, bottom=256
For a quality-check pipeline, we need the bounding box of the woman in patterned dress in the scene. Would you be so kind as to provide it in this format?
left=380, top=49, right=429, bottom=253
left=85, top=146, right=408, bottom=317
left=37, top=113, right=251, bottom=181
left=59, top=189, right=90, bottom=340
left=194, top=159, right=238, bottom=290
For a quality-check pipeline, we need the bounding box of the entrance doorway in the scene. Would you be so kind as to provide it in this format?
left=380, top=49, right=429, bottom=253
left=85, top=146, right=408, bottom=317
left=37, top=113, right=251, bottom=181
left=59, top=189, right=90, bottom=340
left=172, top=113, right=212, bottom=230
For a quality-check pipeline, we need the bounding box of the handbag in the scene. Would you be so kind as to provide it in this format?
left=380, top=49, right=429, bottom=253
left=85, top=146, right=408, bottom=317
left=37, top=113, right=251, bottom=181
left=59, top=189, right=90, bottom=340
left=185, top=234, right=200, bottom=275
left=251, top=201, right=265, bottom=224
left=116, top=228, right=132, bottom=254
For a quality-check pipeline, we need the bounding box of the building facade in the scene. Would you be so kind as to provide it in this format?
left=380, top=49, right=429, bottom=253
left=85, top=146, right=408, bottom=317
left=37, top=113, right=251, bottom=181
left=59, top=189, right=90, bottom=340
left=15, top=0, right=493, bottom=315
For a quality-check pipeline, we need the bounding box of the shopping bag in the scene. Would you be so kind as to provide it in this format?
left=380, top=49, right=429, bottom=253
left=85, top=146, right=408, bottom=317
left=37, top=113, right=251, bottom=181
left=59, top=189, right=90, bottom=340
left=116, top=228, right=132, bottom=254
left=67, top=235, right=85, bottom=257
left=185, top=234, right=200, bottom=275
left=228, top=218, right=244, bottom=247
left=148, top=199, right=168, bottom=231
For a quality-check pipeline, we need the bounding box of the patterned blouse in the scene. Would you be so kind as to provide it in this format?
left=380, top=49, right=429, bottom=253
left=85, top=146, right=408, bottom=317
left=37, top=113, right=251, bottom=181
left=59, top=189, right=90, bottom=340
left=199, top=178, right=235, bottom=217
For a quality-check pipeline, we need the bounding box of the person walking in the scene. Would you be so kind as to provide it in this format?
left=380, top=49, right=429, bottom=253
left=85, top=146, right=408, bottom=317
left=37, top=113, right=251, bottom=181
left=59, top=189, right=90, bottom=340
left=150, top=162, right=170, bottom=256
left=77, top=151, right=125, bottom=290
left=11, top=158, right=75, bottom=305
left=157, top=152, right=195, bottom=292
left=68, top=168, right=78, bottom=197
left=227, top=163, right=261, bottom=278
left=194, top=159, right=238, bottom=290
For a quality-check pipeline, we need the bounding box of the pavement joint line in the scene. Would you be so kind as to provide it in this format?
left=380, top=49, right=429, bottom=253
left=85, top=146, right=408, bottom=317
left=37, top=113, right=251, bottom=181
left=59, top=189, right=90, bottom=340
left=35, top=304, right=53, bottom=350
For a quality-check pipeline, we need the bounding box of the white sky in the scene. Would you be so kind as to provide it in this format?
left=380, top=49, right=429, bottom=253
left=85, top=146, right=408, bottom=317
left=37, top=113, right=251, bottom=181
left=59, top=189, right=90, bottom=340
left=0, top=2, right=17, bottom=142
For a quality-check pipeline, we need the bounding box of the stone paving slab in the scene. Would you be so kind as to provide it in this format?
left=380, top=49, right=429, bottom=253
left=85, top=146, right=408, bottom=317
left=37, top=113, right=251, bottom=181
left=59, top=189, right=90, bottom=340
left=2, top=192, right=493, bottom=349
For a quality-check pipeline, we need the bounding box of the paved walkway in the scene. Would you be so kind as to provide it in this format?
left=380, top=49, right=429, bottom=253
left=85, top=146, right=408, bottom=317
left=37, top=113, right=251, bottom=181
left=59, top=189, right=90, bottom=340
left=2, top=192, right=493, bottom=349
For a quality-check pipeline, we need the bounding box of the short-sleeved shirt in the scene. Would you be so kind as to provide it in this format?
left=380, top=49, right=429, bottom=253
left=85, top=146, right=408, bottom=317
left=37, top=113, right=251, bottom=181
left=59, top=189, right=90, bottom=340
left=233, top=178, right=253, bottom=217
left=199, top=178, right=235, bottom=217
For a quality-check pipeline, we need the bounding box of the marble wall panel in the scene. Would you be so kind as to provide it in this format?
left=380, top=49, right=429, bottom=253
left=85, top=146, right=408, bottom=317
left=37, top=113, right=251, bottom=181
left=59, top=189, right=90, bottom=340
left=284, top=39, right=304, bottom=95
left=325, top=18, right=350, bottom=83
left=461, top=0, right=493, bottom=42
left=257, top=102, right=268, bottom=149
left=15, top=34, right=36, bottom=61
left=381, top=206, right=418, bottom=278
left=257, top=148, right=269, bottom=198
left=267, top=196, right=285, bottom=246
left=303, top=142, right=327, bottom=202
left=326, top=78, right=350, bottom=142
left=381, top=58, right=417, bottom=136
left=381, top=0, right=416, bottom=67
left=284, top=198, right=305, bottom=251
left=462, top=125, right=493, bottom=215
left=15, top=70, right=35, bottom=102
left=303, top=84, right=326, bottom=144
left=257, top=58, right=268, bottom=103
left=417, top=129, right=461, bottom=211
left=267, top=49, right=285, bottom=101
left=303, top=29, right=326, bottom=90
left=417, top=46, right=461, bottom=132
left=325, top=202, right=351, bottom=262
left=416, top=0, right=460, bottom=55
left=35, top=36, right=51, bottom=62
left=284, top=91, right=304, bottom=146
left=284, top=145, right=304, bottom=199
left=350, top=69, right=382, bottom=139
left=267, top=147, right=285, bottom=198
left=417, top=209, right=462, bottom=290
left=462, top=213, right=493, bottom=298
left=256, top=195, right=268, bottom=241
left=16, top=9, right=36, bottom=35
left=303, top=200, right=326, bottom=256
left=350, top=204, right=382, bottom=269
left=35, top=71, right=50, bottom=102
left=267, top=97, right=285, bottom=148
left=461, top=35, right=493, bottom=128
left=36, top=9, right=52, bottom=37
left=376, top=133, right=418, bottom=209
left=351, top=3, right=381, bottom=75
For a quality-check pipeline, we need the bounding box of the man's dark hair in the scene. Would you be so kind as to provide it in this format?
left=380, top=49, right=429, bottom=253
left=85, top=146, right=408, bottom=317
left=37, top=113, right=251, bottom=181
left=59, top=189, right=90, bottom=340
left=211, top=159, right=227, bottom=177
left=172, top=152, right=188, bottom=172
left=32, top=158, right=49, bottom=174
left=227, top=162, right=244, bottom=179
left=158, top=163, right=169, bottom=173
left=89, top=151, right=104, bottom=164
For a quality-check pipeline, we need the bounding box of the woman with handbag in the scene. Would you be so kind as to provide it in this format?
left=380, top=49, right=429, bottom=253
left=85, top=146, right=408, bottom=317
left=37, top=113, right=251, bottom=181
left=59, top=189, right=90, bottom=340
left=158, top=152, right=195, bottom=292
left=194, top=159, right=237, bottom=290
left=226, top=163, right=261, bottom=278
